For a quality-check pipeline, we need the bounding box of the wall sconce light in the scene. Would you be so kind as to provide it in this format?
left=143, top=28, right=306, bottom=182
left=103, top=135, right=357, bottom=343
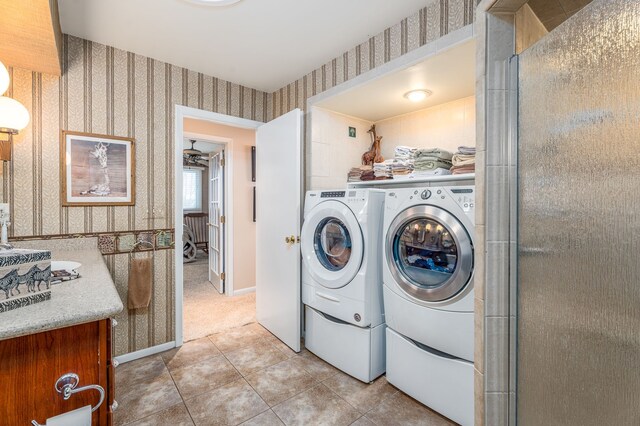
left=0, top=61, right=30, bottom=162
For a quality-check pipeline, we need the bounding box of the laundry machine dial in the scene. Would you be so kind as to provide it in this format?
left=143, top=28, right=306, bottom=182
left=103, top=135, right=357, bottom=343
left=421, top=190, right=432, bottom=200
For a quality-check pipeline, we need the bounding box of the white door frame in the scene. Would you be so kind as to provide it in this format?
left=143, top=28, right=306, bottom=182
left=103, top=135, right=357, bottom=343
left=175, top=105, right=262, bottom=347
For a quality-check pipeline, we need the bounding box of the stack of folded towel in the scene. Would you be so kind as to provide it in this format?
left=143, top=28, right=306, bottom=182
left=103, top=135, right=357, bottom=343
left=347, top=166, right=372, bottom=182
left=360, top=168, right=376, bottom=181
left=373, top=160, right=394, bottom=179
left=394, top=146, right=417, bottom=164
left=392, top=146, right=417, bottom=176
left=450, top=146, right=476, bottom=175
left=391, top=159, right=413, bottom=176
left=413, top=148, right=453, bottom=175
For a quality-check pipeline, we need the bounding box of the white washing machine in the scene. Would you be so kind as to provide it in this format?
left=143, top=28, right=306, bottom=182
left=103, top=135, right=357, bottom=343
left=301, top=188, right=386, bottom=383
left=382, top=185, right=475, bottom=426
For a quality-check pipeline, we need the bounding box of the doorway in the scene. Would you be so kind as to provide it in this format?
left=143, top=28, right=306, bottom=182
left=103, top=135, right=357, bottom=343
left=176, top=109, right=263, bottom=344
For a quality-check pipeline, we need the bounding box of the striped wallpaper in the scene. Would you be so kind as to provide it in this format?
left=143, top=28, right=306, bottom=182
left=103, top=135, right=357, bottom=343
left=270, top=0, right=476, bottom=118
left=0, top=0, right=476, bottom=356
left=1, top=34, right=269, bottom=356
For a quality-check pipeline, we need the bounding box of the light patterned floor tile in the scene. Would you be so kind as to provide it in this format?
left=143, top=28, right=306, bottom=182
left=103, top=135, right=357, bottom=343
left=116, top=355, right=167, bottom=391
left=114, top=367, right=182, bottom=426
left=170, top=355, right=241, bottom=399
left=185, top=378, right=269, bottom=426
left=349, top=416, right=376, bottom=426
left=295, top=349, right=339, bottom=381
left=125, top=403, right=194, bottom=426
left=323, top=371, right=397, bottom=413
left=262, top=334, right=298, bottom=358
left=272, top=384, right=361, bottom=426
left=245, top=357, right=317, bottom=406
left=115, top=323, right=454, bottom=426
left=225, top=340, right=288, bottom=376
left=365, top=391, right=456, bottom=425
left=161, top=337, right=221, bottom=372
left=209, top=324, right=265, bottom=353
left=239, top=409, right=285, bottom=426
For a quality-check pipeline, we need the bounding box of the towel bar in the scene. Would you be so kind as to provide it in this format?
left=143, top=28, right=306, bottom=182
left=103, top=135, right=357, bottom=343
left=31, top=373, right=105, bottom=425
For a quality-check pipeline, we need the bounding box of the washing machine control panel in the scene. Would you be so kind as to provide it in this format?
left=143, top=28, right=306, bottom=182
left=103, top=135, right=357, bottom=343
left=449, top=188, right=475, bottom=213
left=320, top=191, right=345, bottom=198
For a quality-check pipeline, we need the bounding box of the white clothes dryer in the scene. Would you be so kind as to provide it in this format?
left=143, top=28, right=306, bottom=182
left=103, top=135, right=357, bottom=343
left=382, top=185, right=475, bottom=426
left=301, top=188, right=386, bottom=382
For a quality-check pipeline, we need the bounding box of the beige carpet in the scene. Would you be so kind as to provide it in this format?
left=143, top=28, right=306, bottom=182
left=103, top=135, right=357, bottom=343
left=183, top=254, right=256, bottom=342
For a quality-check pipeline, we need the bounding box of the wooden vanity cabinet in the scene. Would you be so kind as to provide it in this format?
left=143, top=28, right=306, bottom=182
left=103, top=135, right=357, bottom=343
left=0, top=319, right=114, bottom=425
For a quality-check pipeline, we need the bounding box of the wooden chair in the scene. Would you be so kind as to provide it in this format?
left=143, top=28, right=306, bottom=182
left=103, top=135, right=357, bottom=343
left=183, top=224, right=197, bottom=263
left=184, top=213, right=209, bottom=254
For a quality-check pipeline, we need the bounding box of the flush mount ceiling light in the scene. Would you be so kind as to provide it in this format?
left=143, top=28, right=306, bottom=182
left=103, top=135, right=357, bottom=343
left=404, top=89, right=432, bottom=102
left=182, top=0, right=242, bottom=6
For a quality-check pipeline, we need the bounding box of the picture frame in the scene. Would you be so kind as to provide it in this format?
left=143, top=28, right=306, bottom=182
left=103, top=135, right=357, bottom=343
left=61, top=131, right=135, bottom=206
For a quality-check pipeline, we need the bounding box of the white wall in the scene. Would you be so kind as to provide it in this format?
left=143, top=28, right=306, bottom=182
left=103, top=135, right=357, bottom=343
left=309, top=96, right=476, bottom=189
left=309, top=107, right=373, bottom=190
left=375, top=96, right=476, bottom=159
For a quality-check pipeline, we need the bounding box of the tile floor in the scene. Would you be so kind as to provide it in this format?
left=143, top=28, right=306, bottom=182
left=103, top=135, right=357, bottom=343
left=115, top=322, right=456, bottom=426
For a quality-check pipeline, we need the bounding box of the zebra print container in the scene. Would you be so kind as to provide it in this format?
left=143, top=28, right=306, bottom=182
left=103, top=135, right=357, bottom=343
left=0, top=249, right=52, bottom=313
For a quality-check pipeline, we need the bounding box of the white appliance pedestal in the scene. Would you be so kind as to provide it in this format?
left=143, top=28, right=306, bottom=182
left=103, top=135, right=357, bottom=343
left=386, top=327, right=474, bottom=426
left=305, top=305, right=385, bottom=383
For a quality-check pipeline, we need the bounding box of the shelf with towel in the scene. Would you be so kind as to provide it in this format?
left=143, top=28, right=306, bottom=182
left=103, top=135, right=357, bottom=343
left=347, top=173, right=475, bottom=188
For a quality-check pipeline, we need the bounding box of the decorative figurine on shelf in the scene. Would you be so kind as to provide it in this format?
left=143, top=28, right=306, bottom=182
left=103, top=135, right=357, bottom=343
left=80, top=142, right=111, bottom=196
left=361, top=124, right=384, bottom=166
left=0, top=205, right=12, bottom=250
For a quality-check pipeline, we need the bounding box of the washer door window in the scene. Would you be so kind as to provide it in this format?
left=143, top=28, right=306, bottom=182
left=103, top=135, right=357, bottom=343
left=301, top=200, right=363, bottom=289
left=386, top=205, right=473, bottom=302
left=315, top=218, right=352, bottom=271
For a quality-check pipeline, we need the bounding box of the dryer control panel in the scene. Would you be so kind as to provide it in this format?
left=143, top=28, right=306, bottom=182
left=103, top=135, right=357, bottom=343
left=448, top=187, right=475, bottom=213
left=320, top=191, right=345, bottom=198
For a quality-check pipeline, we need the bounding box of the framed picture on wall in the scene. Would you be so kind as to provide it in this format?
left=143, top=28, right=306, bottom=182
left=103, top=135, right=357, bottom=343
left=61, top=131, right=136, bottom=206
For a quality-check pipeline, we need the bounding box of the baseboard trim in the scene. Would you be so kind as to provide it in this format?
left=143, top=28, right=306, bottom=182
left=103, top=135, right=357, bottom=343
left=114, top=341, right=176, bottom=364
left=233, top=286, right=256, bottom=296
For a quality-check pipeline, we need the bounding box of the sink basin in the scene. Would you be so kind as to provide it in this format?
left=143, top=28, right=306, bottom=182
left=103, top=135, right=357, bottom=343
left=51, top=261, right=82, bottom=272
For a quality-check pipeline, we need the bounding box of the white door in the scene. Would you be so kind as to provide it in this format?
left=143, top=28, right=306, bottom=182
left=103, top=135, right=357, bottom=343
left=256, top=108, right=302, bottom=352
left=209, top=150, right=224, bottom=294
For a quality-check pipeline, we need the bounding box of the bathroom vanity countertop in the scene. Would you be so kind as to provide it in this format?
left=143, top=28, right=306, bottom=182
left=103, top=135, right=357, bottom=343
left=0, top=238, right=123, bottom=340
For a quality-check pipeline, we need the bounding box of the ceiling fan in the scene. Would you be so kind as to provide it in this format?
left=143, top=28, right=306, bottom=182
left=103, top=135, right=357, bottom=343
left=183, top=139, right=209, bottom=167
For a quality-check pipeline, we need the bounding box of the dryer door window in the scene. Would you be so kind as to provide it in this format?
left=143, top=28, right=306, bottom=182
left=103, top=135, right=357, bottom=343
left=386, top=205, right=473, bottom=302
left=315, top=218, right=352, bottom=271
left=300, top=200, right=364, bottom=289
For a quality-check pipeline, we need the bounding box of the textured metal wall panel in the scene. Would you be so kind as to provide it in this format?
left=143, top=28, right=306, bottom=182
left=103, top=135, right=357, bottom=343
left=518, top=0, right=640, bottom=424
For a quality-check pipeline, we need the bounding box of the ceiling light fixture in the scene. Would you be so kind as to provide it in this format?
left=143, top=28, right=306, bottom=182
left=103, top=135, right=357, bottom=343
left=404, top=89, right=432, bottom=102
left=182, top=0, right=242, bottom=6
